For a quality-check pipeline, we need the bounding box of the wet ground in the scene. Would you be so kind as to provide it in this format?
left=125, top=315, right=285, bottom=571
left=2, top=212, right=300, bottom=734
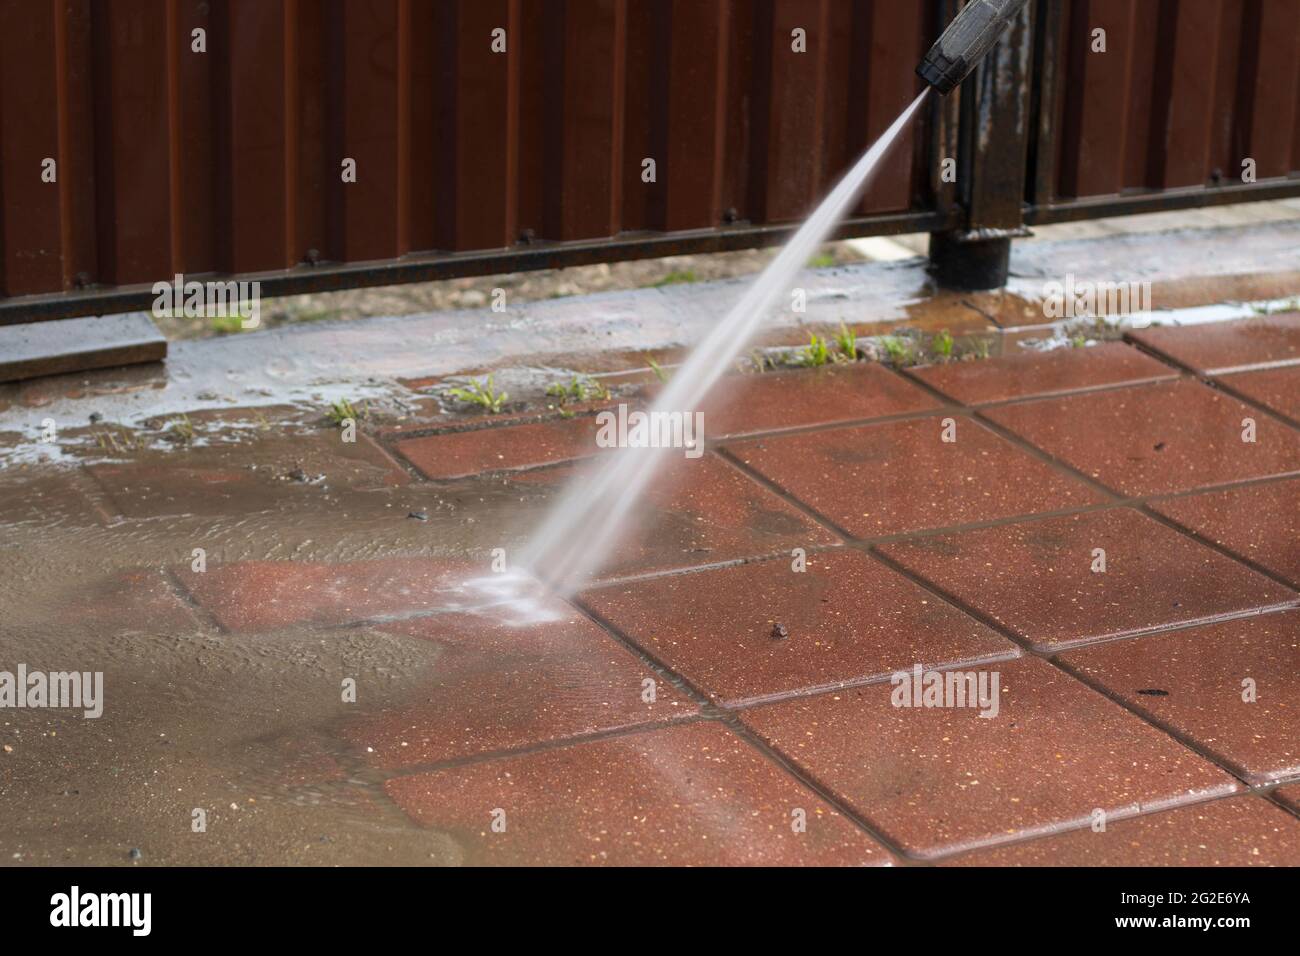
left=2, top=226, right=1300, bottom=865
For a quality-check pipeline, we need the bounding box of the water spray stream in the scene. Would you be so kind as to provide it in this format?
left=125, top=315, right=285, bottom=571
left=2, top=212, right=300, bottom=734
left=515, top=89, right=930, bottom=594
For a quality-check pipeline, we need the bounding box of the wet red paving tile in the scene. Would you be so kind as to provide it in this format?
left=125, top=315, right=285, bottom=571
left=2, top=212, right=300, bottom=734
left=1128, top=314, right=1300, bottom=373
left=701, top=363, right=939, bottom=438
left=0, top=472, right=107, bottom=528
left=1219, top=365, right=1300, bottom=422
left=87, top=432, right=409, bottom=518
left=877, top=509, right=1296, bottom=651
left=175, top=557, right=475, bottom=633
left=727, top=416, right=1101, bottom=538
left=45, top=567, right=198, bottom=635
left=513, top=453, right=839, bottom=582
left=1059, top=613, right=1300, bottom=784
left=984, top=380, right=1300, bottom=496
left=255, top=731, right=351, bottom=790
left=1149, top=478, right=1300, bottom=587
left=739, top=655, right=1239, bottom=859
left=944, top=797, right=1300, bottom=866
left=395, top=416, right=606, bottom=479
left=908, top=342, right=1177, bottom=405
left=384, top=721, right=892, bottom=865
left=346, top=604, right=696, bottom=767
left=581, top=549, right=1017, bottom=707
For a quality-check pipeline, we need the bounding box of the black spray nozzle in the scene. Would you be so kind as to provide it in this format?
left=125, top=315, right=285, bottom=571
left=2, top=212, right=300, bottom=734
left=917, top=0, right=1031, bottom=95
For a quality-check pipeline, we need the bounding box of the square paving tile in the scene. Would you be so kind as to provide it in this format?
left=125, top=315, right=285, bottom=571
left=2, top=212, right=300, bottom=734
left=727, top=416, right=1101, bottom=538
left=701, top=363, right=940, bottom=439
left=41, top=567, right=200, bottom=635
left=87, top=431, right=410, bottom=518
left=384, top=721, right=892, bottom=865
left=346, top=604, right=697, bottom=767
left=739, top=655, right=1240, bottom=858
left=984, top=379, right=1300, bottom=496
left=175, top=557, right=475, bottom=633
left=1128, top=313, right=1300, bottom=373
left=1149, top=478, right=1300, bottom=587
left=877, top=509, right=1296, bottom=651
left=511, top=453, right=839, bottom=583
left=1059, top=613, right=1300, bottom=783
left=1219, top=365, right=1300, bottom=422
left=907, top=342, right=1177, bottom=405
left=0, top=471, right=108, bottom=528
left=944, top=796, right=1300, bottom=866
left=395, top=416, right=606, bottom=479
left=581, top=548, right=1017, bottom=707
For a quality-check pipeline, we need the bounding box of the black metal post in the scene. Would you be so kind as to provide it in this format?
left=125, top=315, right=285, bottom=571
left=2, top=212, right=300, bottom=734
left=927, top=0, right=1035, bottom=291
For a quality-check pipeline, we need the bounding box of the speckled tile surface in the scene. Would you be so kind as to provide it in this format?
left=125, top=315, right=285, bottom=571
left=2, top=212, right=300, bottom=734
left=701, top=362, right=940, bottom=438
left=580, top=548, right=1017, bottom=707
left=1219, top=365, right=1300, bottom=422
left=384, top=721, right=894, bottom=865
left=1128, top=314, right=1300, bottom=373
left=984, top=379, right=1300, bottom=496
left=877, top=509, right=1296, bottom=650
left=908, top=341, right=1177, bottom=405
left=739, top=656, right=1239, bottom=858
left=1058, top=613, right=1300, bottom=784
left=345, top=605, right=698, bottom=768
left=726, top=415, right=1101, bottom=538
left=943, top=796, right=1300, bottom=866
left=395, top=416, right=606, bottom=479
left=1150, top=478, right=1300, bottom=587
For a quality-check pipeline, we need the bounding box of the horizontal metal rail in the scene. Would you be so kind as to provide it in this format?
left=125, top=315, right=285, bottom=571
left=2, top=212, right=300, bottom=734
left=0, top=208, right=963, bottom=325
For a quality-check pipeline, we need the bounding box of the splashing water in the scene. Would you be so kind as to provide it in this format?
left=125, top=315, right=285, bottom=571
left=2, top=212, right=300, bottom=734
left=520, top=89, right=930, bottom=594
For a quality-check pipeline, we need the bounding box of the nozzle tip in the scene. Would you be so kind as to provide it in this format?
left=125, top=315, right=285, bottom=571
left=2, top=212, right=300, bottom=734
left=916, top=53, right=962, bottom=96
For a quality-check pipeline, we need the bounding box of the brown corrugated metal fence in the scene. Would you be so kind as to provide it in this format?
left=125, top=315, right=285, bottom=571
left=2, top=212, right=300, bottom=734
left=0, top=0, right=1298, bottom=322
left=1044, top=0, right=1300, bottom=201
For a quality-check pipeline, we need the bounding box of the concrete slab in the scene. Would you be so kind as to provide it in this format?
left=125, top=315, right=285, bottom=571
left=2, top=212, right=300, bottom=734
left=0, top=312, right=165, bottom=383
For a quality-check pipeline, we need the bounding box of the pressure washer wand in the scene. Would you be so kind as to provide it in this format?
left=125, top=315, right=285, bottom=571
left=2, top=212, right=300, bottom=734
left=916, top=0, right=1031, bottom=95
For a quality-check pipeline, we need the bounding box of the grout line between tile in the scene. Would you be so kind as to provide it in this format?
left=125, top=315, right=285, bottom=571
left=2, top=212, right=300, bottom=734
left=1125, top=335, right=1300, bottom=433
left=898, top=362, right=1186, bottom=412
left=928, top=782, right=1280, bottom=863
left=161, top=565, right=226, bottom=634
left=1203, top=372, right=1300, bottom=433
left=1049, top=655, right=1265, bottom=790
left=567, top=595, right=718, bottom=713
left=376, top=714, right=711, bottom=783
left=722, top=719, right=919, bottom=863
left=1138, top=500, right=1300, bottom=593
left=712, top=647, right=1024, bottom=711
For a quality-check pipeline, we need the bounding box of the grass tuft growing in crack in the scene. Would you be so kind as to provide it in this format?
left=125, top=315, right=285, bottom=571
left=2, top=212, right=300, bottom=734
left=835, top=323, right=858, bottom=361
left=879, top=334, right=918, bottom=367
left=444, top=376, right=509, bottom=414
left=797, top=333, right=835, bottom=367
left=327, top=398, right=366, bottom=426
left=932, top=329, right=954, bottom=361
left=545, top=375, right=611, bottom=405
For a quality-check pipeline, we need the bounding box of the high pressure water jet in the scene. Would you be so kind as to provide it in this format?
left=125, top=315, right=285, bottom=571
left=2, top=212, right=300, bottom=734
left=516, top=1, right=1029, bottom=595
